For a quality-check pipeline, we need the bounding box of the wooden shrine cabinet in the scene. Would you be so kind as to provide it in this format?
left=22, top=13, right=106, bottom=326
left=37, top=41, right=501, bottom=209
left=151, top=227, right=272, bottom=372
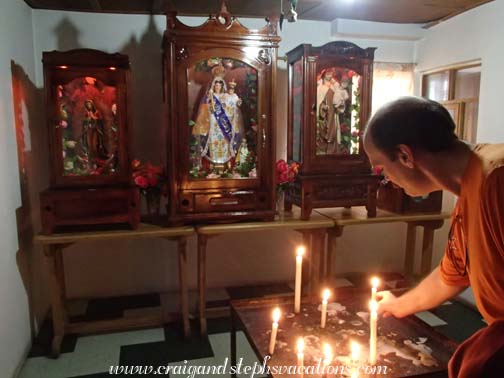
left=285, top=41, right=381, bottom=220
left=163, top=3, right=280, bottom=224
left=40, top=49, right=139, bottom=234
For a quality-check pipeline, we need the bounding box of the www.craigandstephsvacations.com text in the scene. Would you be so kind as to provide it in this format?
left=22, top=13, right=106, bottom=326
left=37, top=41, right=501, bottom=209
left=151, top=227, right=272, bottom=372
left=109, top=356, right=389, bottom=377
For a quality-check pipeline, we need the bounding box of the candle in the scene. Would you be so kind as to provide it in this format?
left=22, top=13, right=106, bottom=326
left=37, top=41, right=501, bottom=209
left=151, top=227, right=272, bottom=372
left=322, top=343, right=333, bottom=377
left=294, top=246, right=305, bottom=313
left=350, top=340, right=360, bottom=363
left=371, top=276, right=380, bottom=302
left=369, top=300, right=378, bottom=365
left=269, top=308, right=281, bottom=355
left=350, top=340, right=361, bottom=378
left=321, top=289, right=331, bottom=328
left=297, top=337, right=304, bottom=378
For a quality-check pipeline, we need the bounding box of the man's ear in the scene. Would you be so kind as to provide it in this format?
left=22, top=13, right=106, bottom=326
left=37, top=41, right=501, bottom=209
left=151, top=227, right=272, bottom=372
left=395, top=144, right=415, bottom=168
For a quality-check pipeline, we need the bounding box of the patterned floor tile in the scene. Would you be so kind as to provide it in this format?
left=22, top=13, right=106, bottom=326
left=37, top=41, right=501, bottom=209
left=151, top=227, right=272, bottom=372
left=430, top=301, right=486, bottom=343
left=414, top=311, right=448, bottom=327
left=84, top=293, right=160, bottom=321
left=28, top=317, right=78, bottom=358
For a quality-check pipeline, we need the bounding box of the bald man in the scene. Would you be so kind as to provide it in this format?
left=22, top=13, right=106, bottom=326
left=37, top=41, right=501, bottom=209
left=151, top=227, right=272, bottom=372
left=363, top=96, right=504, bottom=377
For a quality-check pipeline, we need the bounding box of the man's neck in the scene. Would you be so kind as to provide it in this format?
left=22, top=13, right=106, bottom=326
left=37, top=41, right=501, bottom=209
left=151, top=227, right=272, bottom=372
left=420, top=141, right=474, bottom=196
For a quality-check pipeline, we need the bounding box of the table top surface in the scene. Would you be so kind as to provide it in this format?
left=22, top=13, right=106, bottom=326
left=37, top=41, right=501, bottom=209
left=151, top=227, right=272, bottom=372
left=231, top=289, right=457, bottom=378
left=34, top=223, right=195, bottom=244
left=316, top=207, right=451, bottom=226
left=197, top=208, right=334, bottom=235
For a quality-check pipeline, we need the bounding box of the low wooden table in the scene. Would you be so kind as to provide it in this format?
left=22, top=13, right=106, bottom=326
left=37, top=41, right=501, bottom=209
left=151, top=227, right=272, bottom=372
left=231, top=289, right=457, bottom=378
left=316, top=207, right=451, bottom=279
left=34, top=223, right=195, bottom=357
left=196, top=209, right=334, bottom=336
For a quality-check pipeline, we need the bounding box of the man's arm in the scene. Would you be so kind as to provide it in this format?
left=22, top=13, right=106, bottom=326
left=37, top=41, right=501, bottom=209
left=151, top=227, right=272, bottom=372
left=377, top=268, right=468, bottom=318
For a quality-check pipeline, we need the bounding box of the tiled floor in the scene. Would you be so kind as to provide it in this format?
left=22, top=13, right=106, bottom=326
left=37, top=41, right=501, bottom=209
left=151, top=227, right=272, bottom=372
left=19, top=273, right=487, bottom=377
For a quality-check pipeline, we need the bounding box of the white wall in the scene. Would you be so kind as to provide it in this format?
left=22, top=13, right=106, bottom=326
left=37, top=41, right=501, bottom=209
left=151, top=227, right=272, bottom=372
left=27, top=10, right=437, bottom=303
left=0, top=1, right=36, bottom=376
left=415, top=0, right=504, bottom=143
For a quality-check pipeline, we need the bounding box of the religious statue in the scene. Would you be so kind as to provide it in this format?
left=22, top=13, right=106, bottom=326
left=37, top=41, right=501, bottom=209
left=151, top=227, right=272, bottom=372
left=192, top=64, right=244, bottom=172
left=80, top=99, right=107, bottom=169
left=316, top=67, right=349, bottom=154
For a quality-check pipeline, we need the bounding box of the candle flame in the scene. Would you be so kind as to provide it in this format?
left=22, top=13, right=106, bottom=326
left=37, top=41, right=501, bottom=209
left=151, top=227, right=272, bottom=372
left=296, top=246, right=306, bottom=257
left=297, top=338, right=304, bottom=353
left=371, top=276, right=380, bottom=288
left=323, top=343, right=333, bottom=361
left=350, top=340, right=361, bottom=360
left=273, top=307, right=281, bottom=322
left=322, top=288, right=331, bottom=301
left=369, top=300, right=378, bottom=313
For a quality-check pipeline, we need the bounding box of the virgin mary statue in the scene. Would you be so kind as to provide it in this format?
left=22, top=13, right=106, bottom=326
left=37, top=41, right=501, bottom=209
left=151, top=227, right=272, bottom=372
left=192, top=64, right=244, bottom=168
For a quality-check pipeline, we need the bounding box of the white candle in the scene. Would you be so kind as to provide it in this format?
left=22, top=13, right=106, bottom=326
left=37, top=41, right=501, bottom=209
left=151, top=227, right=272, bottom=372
left=369, top=300, right=378, bottom=365
left=321, top=289, right=331, bottom=328
left=371, top=277, right=380, bottom=302
left=269, top=308, right=281, bottom=355
left=294, top=246, right=305, bottom=313
left=297, top=337, right=304, bottom=378
left=350, top=340, right=360, bottom=364
left=322, top=343, right=333, bottom=377
left=350, top=340, right=361, bottom=378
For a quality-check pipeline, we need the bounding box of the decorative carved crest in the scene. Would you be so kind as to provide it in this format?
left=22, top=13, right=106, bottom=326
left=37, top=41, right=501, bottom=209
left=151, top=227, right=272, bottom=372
left=257, top=49, right=271, bottom=65
left=319, top=41, right=376, bottom=59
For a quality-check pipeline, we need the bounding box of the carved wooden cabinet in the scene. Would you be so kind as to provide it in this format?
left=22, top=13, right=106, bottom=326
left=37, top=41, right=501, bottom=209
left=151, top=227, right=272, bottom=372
left=286, top=41, right=380, bottom=220
left=163, top=4, right=280, bottom=224
left=40, top=49, right=139, bottom=234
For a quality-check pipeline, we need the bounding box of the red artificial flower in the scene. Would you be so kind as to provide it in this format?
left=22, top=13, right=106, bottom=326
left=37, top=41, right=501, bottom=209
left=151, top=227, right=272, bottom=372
left=276, top=159, right=288, bottom=173
left=352, top=130, right=359, bottom=137
left=347, top=70, right=355, bottom=79
left=147, top=174, right=159, bottom=187
left=134, top=175, right=149, bottom=189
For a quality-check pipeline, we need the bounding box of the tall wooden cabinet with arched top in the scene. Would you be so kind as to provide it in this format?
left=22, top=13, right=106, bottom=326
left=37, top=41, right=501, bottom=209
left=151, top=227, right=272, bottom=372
left=163, top=3, right=280, bottom=225
left=39, top=49, right=139, bottom=234
left=285, top=41, right=381, bottom=220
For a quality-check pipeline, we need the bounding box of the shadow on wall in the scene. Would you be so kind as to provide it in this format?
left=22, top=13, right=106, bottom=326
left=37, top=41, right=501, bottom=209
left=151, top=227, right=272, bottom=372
left=120, top=15, right=165, bottom=165
left=11, top=60, right=49, bottom=336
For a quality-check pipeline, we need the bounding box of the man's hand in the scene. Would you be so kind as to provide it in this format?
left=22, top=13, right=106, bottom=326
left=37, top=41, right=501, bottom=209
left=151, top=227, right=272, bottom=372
left=374, top=268, right=467, bottom=319
left=376, top=291, right=406, bottom=318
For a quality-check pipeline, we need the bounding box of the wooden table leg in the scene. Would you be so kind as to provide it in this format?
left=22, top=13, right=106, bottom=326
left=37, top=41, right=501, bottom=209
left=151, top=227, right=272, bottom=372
left=404, top=223, right=417, bottom=277
left=310, top=229, right=326, bottom=298
left=417, top=220, right=445, bottom=277
left=326, top=226, right=344, bottom=283
left=198, top=234, right=208, bottom=337
left=421, top=226, right=435, bottom=276
left=43, top=245, right=67, bottom=358
left=300, top=231, right=312, bottom=293
left=178, top=237, right=190, bottom=339
left=231, top=308, right=237, bottom=378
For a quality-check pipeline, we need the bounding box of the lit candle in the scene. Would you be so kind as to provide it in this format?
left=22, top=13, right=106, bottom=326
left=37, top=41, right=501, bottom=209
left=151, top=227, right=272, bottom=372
left=321, top=289, right=331, bottom=328
left=269, top=307, right=281, bottom=355
left=350, top=340, right=361, bottom=378
left=294, top=246, right=305, bottom=313
left=371, top=276, right=380, bottom=302
left=369, top=300, right=378, bottom=365
left=350, top=340, right=361, bottom=364
left=297, top=337, right=304, bottom=378
left=322, top=343, right=333, bottom=377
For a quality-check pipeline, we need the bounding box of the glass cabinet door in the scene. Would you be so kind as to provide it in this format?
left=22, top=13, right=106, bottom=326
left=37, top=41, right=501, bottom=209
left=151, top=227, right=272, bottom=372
left=291, top=59, right=303, bottom=162
left=186, top=58, right=259, bottom=180
left=55, top=76, right=120, bottom=176
left=315, top=66, right=361, bottom=156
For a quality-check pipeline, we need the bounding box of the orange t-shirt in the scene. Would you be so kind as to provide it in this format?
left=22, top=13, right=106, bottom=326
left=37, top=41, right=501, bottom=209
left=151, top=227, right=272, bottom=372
left=440, top=144, right=504, bottom=324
